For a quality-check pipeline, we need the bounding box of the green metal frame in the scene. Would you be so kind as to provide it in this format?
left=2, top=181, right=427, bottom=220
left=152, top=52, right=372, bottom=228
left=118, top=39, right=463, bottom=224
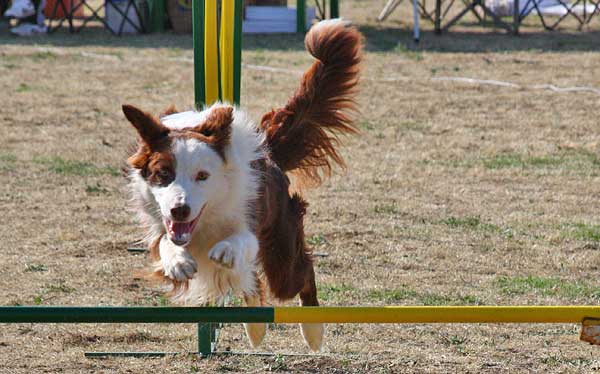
left=0, top=306, right=274, bottom=323
left=233, top=0, right=243, bottom=105
left=330, top=0, right=339, bottom=18
left=192, top=0, right=206, bottom=108
left=297, top=0, right=341, bottom=33
left=149, top=0, right=166, bottom=32
left=0, top=306, right=271, bottom=357
left=297, top=0, right=306, bottom=33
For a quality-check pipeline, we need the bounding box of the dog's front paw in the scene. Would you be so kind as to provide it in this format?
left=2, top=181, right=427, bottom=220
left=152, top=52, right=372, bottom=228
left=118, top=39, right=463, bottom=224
left=208, top=241, right=236, bottom=269
left=163, top=251, right=198, bottom=281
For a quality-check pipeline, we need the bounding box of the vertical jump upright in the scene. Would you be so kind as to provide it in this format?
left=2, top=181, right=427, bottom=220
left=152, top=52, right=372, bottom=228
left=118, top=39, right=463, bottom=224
left=191, top=0, right=243, bottom=355
left=193, top=0, right=243, bottom=109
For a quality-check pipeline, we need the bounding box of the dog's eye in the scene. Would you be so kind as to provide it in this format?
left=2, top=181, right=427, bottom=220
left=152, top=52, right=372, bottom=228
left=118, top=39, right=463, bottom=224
left=196, top=170, right=210, bottom=182
left=155, top=169, right=173, bottom=184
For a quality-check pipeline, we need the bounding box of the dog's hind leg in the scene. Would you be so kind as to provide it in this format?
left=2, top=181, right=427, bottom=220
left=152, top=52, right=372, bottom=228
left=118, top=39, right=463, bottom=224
left=299, top=266, right=324, bottom=352
left=243, top=283, right=266, bottom=348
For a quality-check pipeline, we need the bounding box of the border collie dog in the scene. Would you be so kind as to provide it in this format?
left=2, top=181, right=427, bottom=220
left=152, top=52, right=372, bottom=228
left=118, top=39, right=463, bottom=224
left=123, top=20, right=361, bottom=351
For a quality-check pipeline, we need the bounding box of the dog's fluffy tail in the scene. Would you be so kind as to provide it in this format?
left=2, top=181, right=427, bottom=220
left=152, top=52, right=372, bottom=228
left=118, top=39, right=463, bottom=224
left=260, top=19, right=362, bottom=187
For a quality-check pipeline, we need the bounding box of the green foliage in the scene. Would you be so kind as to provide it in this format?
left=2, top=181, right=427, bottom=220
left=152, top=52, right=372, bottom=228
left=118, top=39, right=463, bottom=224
left=25, top=263, right=48, bottom=272
left=358, top=121, right=375, bottom=131
left=319, top=282, right=481, bottom=306
left=307, top=234, right=327, bottom=246
left=85, top=183, right=110, bottom=195
left=374, top=203, right=401, bottom=215
left=393, top=43, right=424, bottom=61
left=367, top=287, right=418, bottom=303
left=0, top=153, right=17, bottom=171
left=398, top=121, right=428, bottom=131
left=441, top=216, right=499, bottom=232
left=440, top=150, right=600, bottom=175
left=418, top=293, right=482, bottom=306
left=317, top=283, right=357, bottom=302
left=496, top=275, right=600, bottom=299
left=17, top=83, right=31, bottom=92
left=35, top=156, right=119, bottom=176
left=482, top=154, right=564, bottom=169
left=44, top=281, right=76, bottom=294
left=30, top=51, right=57, bottom=61
left=563, top=223, right=600, bottom=242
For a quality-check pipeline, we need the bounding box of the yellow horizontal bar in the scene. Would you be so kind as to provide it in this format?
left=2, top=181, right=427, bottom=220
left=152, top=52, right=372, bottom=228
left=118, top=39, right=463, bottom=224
left=274, top=306, right=600, bottom=324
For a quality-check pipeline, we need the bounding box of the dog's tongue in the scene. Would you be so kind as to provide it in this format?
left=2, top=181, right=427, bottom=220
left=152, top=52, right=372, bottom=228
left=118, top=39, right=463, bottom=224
left=169, top=221, right=194, bottom=246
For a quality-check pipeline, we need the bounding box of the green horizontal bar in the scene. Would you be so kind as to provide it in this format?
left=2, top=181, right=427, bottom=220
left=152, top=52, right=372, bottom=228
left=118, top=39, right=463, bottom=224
left=85, top=350, right=324, bottom=358
left=0, top=307, right=274, bottom=323
left=126, top=247, right=147, bottom=253
left=3, top=306, right=600, bottom=325
left=85, top=352, right=175, bottom=357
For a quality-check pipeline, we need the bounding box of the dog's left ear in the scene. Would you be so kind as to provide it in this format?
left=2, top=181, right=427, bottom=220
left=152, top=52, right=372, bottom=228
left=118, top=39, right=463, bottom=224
left=122, top=104, right=170, bottom=148
left=191, top=106, right=233, bottom=158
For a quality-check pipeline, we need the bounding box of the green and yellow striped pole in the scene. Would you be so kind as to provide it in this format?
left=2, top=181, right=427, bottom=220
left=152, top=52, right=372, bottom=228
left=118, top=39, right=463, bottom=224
left=191, top=0, right=243, bottom=351
left=1, top=306, right=600, bottom=324
left=193, top=0, right=243, bottom=109
left=2, top=306, right=600, bottom=357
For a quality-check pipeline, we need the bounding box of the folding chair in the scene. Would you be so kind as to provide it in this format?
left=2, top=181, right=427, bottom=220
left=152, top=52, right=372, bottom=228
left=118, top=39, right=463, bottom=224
left=437, top=0, right=517, bottom=33
left=517, top=0, right=600, bottom=30
left=46, top=0, right=145, bottom=35
left=379, top=0, right=520, bottom=34
left=377, top=0, right=421, bottom=41
left=313, top=0, right=339, bottom=19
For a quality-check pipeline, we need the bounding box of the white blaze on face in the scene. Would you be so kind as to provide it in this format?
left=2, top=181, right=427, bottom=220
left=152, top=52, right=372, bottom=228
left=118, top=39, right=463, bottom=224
left=150, top=137, right=227, bottom=246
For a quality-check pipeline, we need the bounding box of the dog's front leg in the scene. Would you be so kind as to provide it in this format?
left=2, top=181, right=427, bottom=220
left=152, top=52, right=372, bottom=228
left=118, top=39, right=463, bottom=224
left=158, top=235, right=198, bottom=282
left=207, top=229, right=258, bottom=270
left=208, top=230, right=266, bottom=347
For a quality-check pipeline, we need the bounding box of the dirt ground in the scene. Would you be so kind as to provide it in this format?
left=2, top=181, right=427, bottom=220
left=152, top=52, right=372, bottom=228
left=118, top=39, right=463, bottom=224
left=1, top=0, right=600, bottom=372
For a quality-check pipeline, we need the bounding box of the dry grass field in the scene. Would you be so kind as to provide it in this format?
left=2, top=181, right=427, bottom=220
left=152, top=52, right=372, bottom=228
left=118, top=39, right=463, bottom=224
left=2, top=0, right=600, bottom=372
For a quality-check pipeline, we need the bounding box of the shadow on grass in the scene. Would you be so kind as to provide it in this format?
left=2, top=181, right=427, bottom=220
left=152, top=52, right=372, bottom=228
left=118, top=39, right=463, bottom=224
left=1, top=20, right=600, bottom=53
left=0, top=22, right=306, bottom=51
left=358, top=24, right=600, bottom=53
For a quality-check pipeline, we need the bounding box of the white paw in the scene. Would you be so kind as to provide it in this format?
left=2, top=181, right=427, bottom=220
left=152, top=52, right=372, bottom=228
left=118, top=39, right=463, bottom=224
left=208, top=241, right=237, bottom=269
left=163, top=251, right=197, bottom=281
left=300, top=323, right=325, bottom=352
left=244, top=323, right=267, bottom=348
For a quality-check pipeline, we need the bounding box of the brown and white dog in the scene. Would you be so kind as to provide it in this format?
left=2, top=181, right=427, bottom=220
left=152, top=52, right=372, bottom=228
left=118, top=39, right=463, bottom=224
left=122, top=19, right=361, bottom=351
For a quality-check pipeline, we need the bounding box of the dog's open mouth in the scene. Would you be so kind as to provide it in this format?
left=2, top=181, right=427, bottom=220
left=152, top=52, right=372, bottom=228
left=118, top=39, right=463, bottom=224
left=165, top=205, right=205, bottom=246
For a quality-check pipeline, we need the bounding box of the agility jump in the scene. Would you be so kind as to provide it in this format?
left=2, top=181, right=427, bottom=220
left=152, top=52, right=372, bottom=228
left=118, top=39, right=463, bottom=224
left=2, top=0, right=599, bottom=360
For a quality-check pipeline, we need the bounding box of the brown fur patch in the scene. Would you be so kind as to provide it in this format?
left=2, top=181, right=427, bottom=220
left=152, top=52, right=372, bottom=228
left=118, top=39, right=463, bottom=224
left=126, top=106, right=235, bottom=183
left=188, top=106, right=233, bottom=161
left=254, top=157, right=317, bottom=302
left=127, top=141, right=175, bottom=186
left=122, top=104, right=170, bottom=149
left=260, top=22, right=362, bottom=188
left=124, top=104, right=176, bottom=185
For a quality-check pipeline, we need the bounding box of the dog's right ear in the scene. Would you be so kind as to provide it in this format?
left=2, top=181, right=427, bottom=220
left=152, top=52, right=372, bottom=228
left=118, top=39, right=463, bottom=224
left=122, top=104, right=170, bottom=147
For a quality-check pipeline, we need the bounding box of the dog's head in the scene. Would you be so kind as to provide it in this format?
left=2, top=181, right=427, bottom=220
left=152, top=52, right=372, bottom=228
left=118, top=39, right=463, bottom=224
left=123, top=104, right=233, bottom=246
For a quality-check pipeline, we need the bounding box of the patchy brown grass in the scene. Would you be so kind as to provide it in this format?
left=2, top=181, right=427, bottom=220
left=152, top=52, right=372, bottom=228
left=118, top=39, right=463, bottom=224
left=1, top=0, right=600, bottom=372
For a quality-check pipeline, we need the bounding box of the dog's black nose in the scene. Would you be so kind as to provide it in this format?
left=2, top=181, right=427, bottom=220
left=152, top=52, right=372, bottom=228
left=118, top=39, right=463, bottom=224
left=170, top=205, right=191, bottom=221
